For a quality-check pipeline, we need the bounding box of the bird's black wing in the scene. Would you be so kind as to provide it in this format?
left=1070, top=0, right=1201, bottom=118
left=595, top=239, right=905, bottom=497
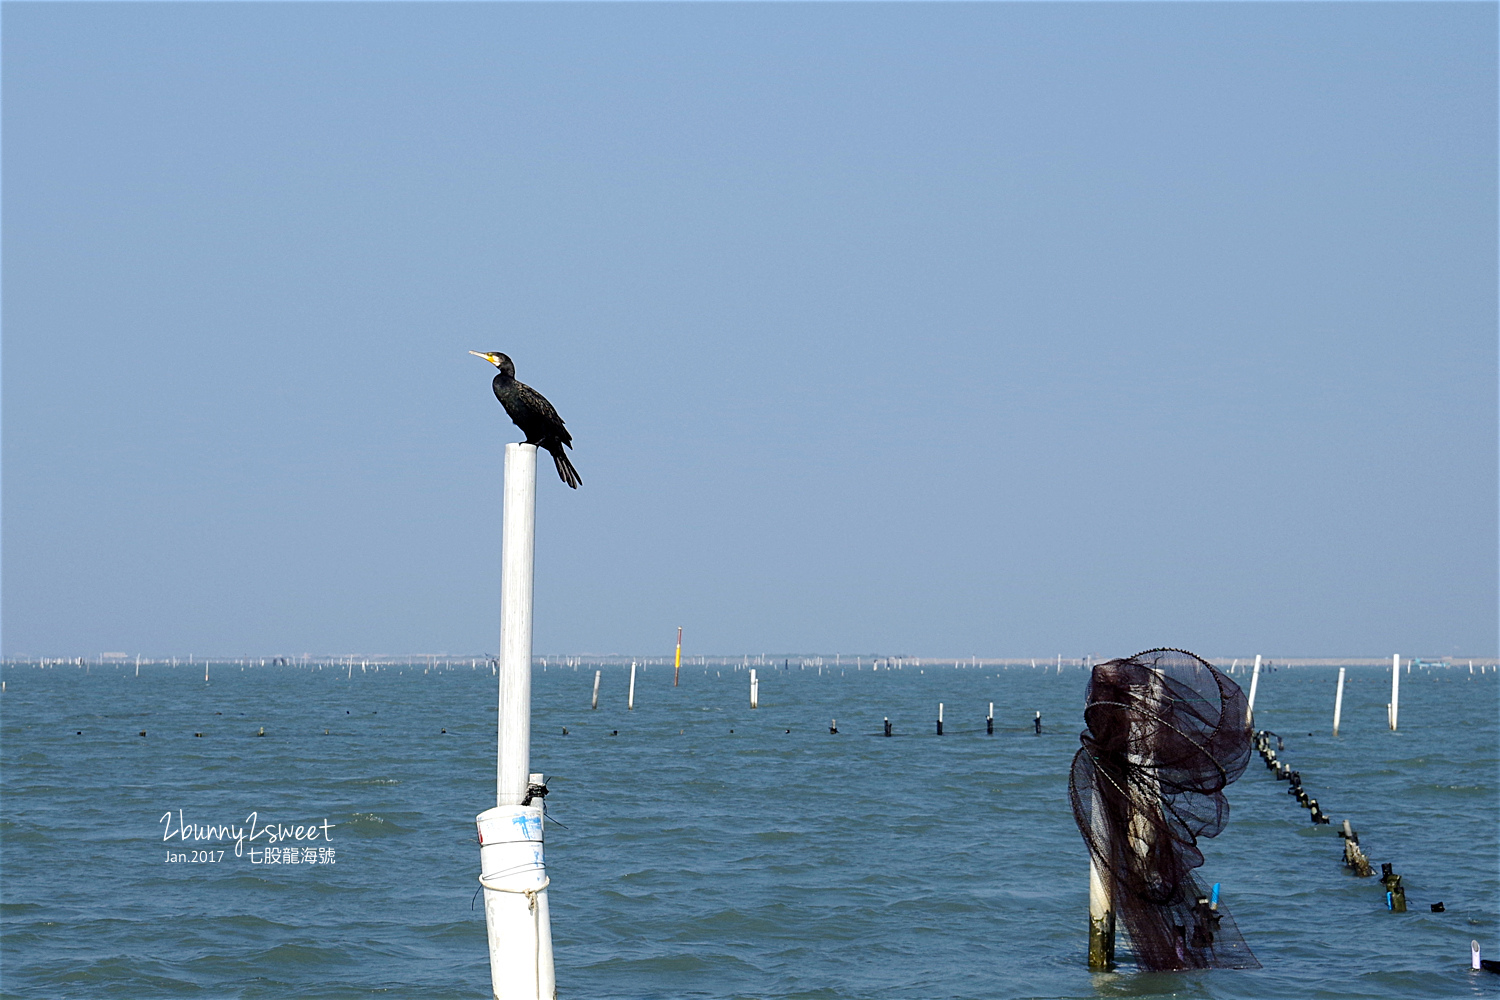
left=512, top=381, right=573, bottom=449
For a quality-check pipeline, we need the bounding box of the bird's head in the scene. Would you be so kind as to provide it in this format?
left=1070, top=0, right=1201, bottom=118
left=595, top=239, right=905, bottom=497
left=469, top=351, right=515, bottom=377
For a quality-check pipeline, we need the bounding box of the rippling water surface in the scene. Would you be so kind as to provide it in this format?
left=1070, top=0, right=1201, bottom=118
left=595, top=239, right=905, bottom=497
left=2, top=659, right=1496, bottom=999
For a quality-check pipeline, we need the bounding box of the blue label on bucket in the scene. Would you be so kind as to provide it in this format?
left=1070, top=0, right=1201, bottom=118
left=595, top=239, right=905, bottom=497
left=510, top=812, right=543, bottom=841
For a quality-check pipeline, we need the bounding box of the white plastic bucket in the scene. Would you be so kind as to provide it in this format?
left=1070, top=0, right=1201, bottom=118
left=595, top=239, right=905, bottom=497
left=478, top=805, right=546, bottom=889
left=476, top=804, right=553, bottom=1000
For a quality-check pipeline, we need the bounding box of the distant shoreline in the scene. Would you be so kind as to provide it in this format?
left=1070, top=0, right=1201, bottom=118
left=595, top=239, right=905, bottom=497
left=5, top=654, right=1495, bottom=669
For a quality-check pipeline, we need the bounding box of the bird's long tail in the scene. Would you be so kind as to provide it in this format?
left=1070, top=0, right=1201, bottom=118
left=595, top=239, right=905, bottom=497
left=549, top=446, right=582, bottom=489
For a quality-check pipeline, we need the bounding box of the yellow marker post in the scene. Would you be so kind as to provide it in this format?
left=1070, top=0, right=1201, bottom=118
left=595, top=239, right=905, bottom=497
left=674, top=627, right=682, bottom=687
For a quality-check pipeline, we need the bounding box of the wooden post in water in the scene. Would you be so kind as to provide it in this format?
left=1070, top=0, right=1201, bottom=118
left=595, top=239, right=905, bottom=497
left=475, top=443, right=554, bottom=1000
left=1088, top=849, right=1115, bottom=969
left=1389, top=654, right=1400, bottom=730
left=1332, top=667, right=1346, bottom=736
left=674, top=627, right=682, bottom=687
left=591, top=670, right=600, bottom=710
left=1245, top=655, right=1262, bottom=726
left=628, top=661, right=637, bottom=710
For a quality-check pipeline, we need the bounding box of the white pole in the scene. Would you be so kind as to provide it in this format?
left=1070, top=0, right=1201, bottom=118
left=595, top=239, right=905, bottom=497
left=750, top=668, right=758, bottom=708
left=628, top=661, right=637, bottom=710
left=1390, top=653, right=1400, bottom=730
left=476, top=442, right=554, bottom=1000
left=1246, top=655, right=1261, bottom=726
left=591, top=670, right=601, bottom=710
left=1333, top=667, right=1346, bottom=736
left=498, top=442, right=536, bottom=807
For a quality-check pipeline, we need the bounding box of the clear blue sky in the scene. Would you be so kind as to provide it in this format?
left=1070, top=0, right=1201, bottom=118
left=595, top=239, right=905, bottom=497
left=3, top=2, right=1495, bottom=659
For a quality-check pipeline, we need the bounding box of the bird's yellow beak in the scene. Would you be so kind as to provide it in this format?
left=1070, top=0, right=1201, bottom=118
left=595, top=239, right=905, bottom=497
left=469, top=351, right=494, bottom=364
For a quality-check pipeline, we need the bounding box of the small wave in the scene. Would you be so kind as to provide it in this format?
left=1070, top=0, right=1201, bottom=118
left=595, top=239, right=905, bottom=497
left=342, top=812, right=407, bottom=835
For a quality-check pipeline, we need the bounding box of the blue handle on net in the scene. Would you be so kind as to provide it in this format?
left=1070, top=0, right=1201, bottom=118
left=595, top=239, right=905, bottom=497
left=1211, top=883, right=1221, bottom=906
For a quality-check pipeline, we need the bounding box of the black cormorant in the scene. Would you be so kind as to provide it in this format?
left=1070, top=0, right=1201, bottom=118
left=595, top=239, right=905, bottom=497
left=469, top=351, right=581, bottom=488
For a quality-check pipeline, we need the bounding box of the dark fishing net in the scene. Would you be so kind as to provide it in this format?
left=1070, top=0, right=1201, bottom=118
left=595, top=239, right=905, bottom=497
left=1069, top=648, right=1259, bottom=970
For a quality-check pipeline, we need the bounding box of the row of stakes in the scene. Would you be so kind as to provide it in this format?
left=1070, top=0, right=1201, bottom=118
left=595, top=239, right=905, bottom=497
left=822, top=707, right=1044, bottom=740
left=873, top=704, right=1041, bottom=736
left=1258, top=732, right=1500, bottom=975
left=825, top=705, right=1043, bottom=736
left=1254, top=731, right=1333, bottom=826
left=1255, top=730, right=1425, bottom=915
left=567, top=708, right=1044, bottom=738
left=594, top=671, right=1048, bottom=737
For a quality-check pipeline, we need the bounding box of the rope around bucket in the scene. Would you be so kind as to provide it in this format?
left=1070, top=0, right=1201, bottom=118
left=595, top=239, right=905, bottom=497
left=479, top=873, right=551, bottom=993
left=478, top=873, right=551, bottom=912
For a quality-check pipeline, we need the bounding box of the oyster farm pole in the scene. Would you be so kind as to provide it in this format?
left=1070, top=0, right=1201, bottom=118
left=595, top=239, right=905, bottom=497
left=475, top=443, right=555, bottom=1000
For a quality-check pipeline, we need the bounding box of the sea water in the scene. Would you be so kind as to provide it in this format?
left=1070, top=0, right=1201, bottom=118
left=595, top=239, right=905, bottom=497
left=2, top=659, right=1496, bottom=999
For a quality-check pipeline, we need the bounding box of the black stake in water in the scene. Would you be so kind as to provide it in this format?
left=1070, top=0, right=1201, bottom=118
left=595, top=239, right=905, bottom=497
left=1381, top=863, right=1408, bottom=912
left=1034, top=711, right=1042, bottom=735
left=884, top=717, right=892, bottom=737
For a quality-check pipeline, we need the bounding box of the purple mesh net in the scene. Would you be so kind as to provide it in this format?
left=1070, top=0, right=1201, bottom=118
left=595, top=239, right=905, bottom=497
left=1069, top=648, right=1259, bottom=970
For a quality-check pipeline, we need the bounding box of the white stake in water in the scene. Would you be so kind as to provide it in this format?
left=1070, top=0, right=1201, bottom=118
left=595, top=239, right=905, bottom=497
left=591, top=670, right=601, bottom=710
left=1246, top=655, right=1262, bottom=726
left=628, top=661, right=637, bottom=710
left=475, top=442, right=554, bottom=1000
left=1389, top=653, right=1400, bottom=731
left=1332, top=667, right=1346, bottom=736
